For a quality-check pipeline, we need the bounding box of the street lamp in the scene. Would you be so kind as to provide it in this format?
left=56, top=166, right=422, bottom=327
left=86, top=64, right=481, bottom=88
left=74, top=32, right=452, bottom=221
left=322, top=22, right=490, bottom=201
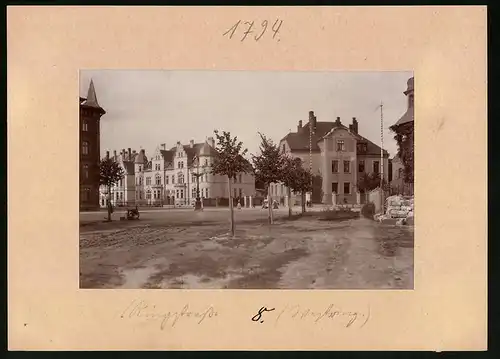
left=192, top=155, right=205, bottom=211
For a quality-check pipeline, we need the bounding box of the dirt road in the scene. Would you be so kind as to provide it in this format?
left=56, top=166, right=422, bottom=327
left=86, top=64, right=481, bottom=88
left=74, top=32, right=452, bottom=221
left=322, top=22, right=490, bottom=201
left=79, top=209, right=414, bottom=289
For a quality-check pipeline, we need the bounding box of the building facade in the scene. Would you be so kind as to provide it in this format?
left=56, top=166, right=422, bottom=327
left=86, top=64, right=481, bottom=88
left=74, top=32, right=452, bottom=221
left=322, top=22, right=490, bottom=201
left=99, top=149, right=138, bottom=207
left=79, top=80, right=105, bottom=211
left=389, top=76, right=414, bottom=195
left=273, top=111, right=389, bottom=205
left=101, top=137, right=256, bottom=207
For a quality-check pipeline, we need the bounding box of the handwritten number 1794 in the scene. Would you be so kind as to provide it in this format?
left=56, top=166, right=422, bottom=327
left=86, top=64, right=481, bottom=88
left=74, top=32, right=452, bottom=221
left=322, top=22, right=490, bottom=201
left=223, top=19, right=283, bottom=42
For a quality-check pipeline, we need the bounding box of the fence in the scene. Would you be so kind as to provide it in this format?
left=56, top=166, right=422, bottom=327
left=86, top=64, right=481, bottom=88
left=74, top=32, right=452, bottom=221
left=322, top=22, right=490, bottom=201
left=100, top=197, right=267, bottom=209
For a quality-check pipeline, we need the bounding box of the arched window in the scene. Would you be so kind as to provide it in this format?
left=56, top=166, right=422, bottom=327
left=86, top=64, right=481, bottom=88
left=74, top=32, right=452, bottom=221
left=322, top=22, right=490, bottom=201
left=83, top=164, right=89, bottom=179
left=155, top=175, right=161, bottom=185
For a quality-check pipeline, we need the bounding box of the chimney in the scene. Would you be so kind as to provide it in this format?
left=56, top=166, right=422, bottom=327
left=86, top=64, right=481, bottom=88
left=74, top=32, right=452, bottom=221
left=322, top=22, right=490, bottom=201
left=106, top=151, right=110, bottom=159
left=335, top=116, right=341, bottom=125
left=113, top=150, right=117, bottom=158
left=141, top=149, right=145, bottom=154
left=352, top=117, right=358, bottom=134
left=161, top=143, right=166, bottom=150
left=207, top=136, right=215, bottom=147
left=297, top=120, right=303, bottom=132
left=132, top=150, right=136, bottom=154
left=190, top=139, right=194, bottom=148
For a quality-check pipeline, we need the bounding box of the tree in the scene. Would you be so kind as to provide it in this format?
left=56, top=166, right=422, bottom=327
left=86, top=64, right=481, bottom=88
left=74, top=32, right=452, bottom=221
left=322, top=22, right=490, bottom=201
left=280, top=156, right=303, bottom=217
left=252, top=133, right=286, bottom=224
left=99, top=157, right=125, bottom=221
left=294, top=165, right=314, bottom=214
left=392, top=123, right=414, bottom=183
left=211, top=130, right=252, bottom=236
left=357, top=171, right=387, bottom=192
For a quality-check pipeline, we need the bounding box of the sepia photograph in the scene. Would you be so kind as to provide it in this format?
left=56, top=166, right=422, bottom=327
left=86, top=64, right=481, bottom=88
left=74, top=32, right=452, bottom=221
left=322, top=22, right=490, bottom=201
left=79, top=70, right=415, bottom=290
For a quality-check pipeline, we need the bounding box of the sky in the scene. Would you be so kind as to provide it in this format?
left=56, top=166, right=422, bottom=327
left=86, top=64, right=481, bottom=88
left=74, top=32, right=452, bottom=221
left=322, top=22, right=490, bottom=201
left=80, top=70, right=413, bottom=159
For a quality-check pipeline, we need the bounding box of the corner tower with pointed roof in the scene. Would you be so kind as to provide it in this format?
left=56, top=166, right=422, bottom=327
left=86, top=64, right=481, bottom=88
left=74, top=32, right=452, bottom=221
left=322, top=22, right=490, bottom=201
left=80, top=79, right=106, bottom=211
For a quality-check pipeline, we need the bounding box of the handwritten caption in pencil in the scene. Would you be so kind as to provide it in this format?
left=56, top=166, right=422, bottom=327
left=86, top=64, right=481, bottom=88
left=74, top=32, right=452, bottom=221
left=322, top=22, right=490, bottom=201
left=252, top=304, right=371, bottom=329
left=119, top=299, right=218, bottom=330
left=223, top=19, right=283, bottom=42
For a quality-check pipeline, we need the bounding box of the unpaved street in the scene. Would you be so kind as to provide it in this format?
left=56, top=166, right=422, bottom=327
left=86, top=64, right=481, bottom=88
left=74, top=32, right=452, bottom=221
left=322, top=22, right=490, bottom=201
left=80, top=208, right=414, bottom=289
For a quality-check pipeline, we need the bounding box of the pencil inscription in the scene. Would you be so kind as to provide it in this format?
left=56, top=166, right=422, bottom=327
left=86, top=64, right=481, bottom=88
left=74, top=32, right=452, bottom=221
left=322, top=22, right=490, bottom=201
left=223, top=19, right=283, bottom=42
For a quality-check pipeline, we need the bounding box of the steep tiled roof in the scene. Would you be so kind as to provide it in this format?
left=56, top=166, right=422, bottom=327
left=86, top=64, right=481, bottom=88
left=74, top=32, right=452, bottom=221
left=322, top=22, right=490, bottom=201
left=284, top=120, right=388, bottom=156
left=134, top=150, right=148, bottom=164
left=391, top=108, right=414, bottom=128
left=168, top=142, right=218, bottom=165
left=283, top=121, right=336, bottom=151
left=159, top=149, right=174, bottom=164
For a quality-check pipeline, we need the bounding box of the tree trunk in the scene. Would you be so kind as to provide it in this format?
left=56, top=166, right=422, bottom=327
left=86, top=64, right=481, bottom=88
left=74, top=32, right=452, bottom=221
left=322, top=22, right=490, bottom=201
left=267, top=184, right=273, bottom=224
left=287, top=187, right=292, bottom=218
left=107, top=185, right=112, bottom=221
left=301, top=191, right=306, bottom=214
left=228, top=177, right=235, bottom=236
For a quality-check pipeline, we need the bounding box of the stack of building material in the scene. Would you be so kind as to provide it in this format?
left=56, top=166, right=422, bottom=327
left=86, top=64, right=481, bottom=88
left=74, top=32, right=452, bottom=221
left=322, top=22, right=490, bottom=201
left=375, top=195, right=414, bottom=225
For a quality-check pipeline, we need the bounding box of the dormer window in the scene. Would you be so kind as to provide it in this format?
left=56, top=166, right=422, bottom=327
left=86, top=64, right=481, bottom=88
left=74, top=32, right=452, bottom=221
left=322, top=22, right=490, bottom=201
left=336, top=140, right=345, bottom=152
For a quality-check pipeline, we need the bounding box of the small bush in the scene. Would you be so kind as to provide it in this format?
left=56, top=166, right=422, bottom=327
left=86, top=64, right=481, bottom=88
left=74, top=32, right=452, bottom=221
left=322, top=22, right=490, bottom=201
left=361, top=202, right=376, bottom=218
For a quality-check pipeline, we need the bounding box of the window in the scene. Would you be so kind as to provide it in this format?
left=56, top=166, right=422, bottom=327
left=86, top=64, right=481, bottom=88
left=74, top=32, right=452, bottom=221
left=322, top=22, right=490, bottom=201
left=332, top=182, right=338, bottom=194
left=239, top=188, right=243, bottom=198
left=178, top=173, right=184, bottom=184
left=176, top=190, right=179, bottom=199
left=343, top=160, right=350, bottom=173
left=83, top=164, right=89, bottom=179
left=165, top=176, right=169, bottom=185
left=82, top=141, right=89, bottom=155
left=153, top=191, right=157, bottom=199
left=82, top=120, right=88, bottom=132
left=331, top=160, right=339, bottom=173
left=192, top=174, right=196, bottom=183
left=336, top=140, right=345, bottom=151
left=155, top=175, right=161, bottom=185
left=172, top=175, right=175, bottom=184
left=373, top=161, right=380, bottom=173
left=205, top=188, right=209, bottom=198
left=116, top=192, right=119, bottom=200
left=180, top=190, right=184, bottom=199
left=192, top=188, right=196, bottom=197
left=146, top=190, right=151, bottom=199
left=358, top=160, right=365, bottom=173
left=139, top=191, right=142, bottom=199
left=204, top=159, right=208, bottom=166
left=146, top=177, right=151, bottom=185
left=398, top=168, right=404, bottom=179
left=120, top=192, right=123, bottom=199
left=343, top=182, right=350, bottom=194
left=139, top=166, right=142, bottom=172
left=357, top=143, right=367, bottom=154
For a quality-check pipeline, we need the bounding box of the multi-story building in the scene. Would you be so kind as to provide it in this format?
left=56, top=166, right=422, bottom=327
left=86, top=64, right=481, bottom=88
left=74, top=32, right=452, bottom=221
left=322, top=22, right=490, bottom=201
left=99, top=149, right=138, bottom=207
left=102, top=137, right=256, bottom=207
left=79, top=80, right=105, bottom=211
left=390, top=76, right=414, bottom=195
left=273, top=110, right=389, bottom=205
